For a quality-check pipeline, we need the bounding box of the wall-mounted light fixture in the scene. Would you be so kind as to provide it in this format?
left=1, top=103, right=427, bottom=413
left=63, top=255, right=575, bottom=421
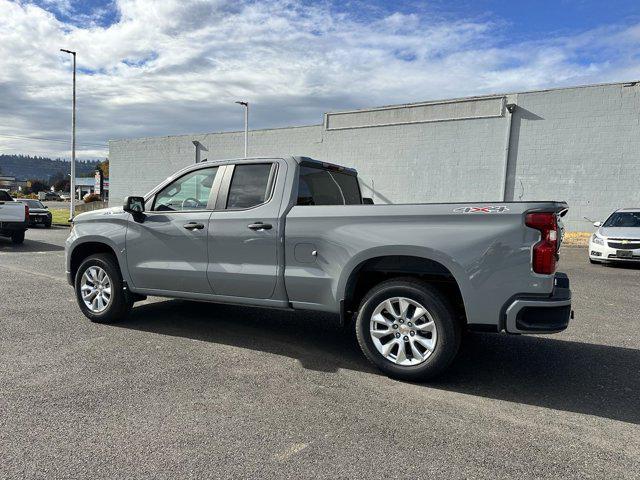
left=192, top=140, right=208, bottom=163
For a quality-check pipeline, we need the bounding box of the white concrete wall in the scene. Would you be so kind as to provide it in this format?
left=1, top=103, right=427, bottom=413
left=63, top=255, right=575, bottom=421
left=110, top=81, right=640, bottom=231
left=505, top=83, right=640, bottom=230
left=109, top=125, right=324, bottom=203
left=322, top=115, right=507, bottom=204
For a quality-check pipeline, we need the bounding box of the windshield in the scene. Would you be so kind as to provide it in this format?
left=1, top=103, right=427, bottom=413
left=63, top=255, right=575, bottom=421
left=19, top=200, right=45, bottom=209
left=603, top=212, right=640, bottom=228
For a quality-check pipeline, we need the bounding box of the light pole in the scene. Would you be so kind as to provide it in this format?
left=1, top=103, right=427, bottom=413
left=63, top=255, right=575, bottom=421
left=60, top=48, right=76, bottom=220
left=235, top=101, right=248, bottom=157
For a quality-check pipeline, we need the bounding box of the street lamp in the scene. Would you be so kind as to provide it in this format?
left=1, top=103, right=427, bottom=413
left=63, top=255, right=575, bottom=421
left=60, top=48, right=76, bottom=220
left=235, top=101, right=248, bottom=157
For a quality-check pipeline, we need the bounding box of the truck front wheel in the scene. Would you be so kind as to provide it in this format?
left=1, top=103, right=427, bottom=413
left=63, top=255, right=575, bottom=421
left=74, top=254, right=133, bottom=323
left=355, top=278, right=461, bottom=381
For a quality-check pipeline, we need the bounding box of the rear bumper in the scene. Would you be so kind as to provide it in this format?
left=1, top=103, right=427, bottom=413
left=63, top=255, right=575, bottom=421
left=504, top=272, right=572, bottom=334
left=0, top=220, right=28, bottom=233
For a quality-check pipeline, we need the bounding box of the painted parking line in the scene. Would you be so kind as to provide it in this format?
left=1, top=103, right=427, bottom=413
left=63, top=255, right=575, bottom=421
left=0, top=263, right=66, bottom=281
left=0, top=251, right=64, bottom=255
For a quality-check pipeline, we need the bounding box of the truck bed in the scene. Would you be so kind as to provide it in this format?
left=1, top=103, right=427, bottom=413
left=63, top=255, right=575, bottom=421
left=284, top=201, right=567, bottom=328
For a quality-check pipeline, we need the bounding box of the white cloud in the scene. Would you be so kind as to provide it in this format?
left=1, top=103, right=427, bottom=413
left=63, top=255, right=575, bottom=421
left=0, top=0, right=639, bottom=160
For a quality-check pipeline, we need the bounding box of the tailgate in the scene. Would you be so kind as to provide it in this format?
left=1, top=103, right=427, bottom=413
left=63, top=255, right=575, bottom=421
left=0, top=202, right=25, bottom=223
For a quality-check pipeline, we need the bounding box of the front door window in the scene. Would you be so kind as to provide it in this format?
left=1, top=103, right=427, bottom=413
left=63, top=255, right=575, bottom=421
left=153, top=167, right=218, bottom=211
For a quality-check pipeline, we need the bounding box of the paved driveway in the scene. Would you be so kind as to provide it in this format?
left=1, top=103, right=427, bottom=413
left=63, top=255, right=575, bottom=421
left=1, top=227, right=638, bottom=479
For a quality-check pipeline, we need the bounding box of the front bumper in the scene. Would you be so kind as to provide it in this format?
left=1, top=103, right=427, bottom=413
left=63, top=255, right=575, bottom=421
left=27, top=214, right=52, bottom=226
left=589, top=240, right=640, bottom=262
left=504, top=273, right=572, bottom=334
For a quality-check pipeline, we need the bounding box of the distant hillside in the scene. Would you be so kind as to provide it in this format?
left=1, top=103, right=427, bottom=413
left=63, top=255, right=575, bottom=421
left=0, top=155, right=101, bottom=181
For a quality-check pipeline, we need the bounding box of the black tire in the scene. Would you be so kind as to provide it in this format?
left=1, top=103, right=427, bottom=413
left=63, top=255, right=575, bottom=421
left=45, top=220, right=52, bottom=228
left=74, top=253, right=133, bottom=323
left=355, top=278, right=461, bottom=381
left=11, top=230, right=25, bottom=244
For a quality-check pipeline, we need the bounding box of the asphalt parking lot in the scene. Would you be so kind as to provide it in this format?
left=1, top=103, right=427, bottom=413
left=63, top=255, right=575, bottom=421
left=1, top=227, right=638, bottom=479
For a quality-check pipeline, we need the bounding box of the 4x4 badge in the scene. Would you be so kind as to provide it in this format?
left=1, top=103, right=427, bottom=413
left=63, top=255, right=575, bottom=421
left=453, top=206, right=510, bottom=213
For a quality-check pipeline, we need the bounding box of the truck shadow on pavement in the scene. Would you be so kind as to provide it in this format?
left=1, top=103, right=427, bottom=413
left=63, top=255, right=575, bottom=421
left=439, top=333, right=640, bottom=425
left=122, top=299, right=640, bottom=425
left=0, top=238, right=64, bottom=252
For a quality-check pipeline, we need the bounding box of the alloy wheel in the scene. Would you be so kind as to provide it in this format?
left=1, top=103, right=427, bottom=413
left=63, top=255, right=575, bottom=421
left=80, top=266, right=112, bottom=313
left=369, top=297, right=437, bottom=366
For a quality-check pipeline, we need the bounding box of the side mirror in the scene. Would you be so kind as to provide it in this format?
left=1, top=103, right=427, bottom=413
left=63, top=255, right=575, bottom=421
left=593, top=221, right=602, bottom=228
left=44, top=205, right=49, bottom=209
left=362, top=197, right=374, bottom=205
left=123, top=196, right=146, bottom=221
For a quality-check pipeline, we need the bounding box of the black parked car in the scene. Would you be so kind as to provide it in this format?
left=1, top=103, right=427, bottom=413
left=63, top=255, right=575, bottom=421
left=43, top=192, right=61, bottom=201
left=18, top=200, right=52, bottom=228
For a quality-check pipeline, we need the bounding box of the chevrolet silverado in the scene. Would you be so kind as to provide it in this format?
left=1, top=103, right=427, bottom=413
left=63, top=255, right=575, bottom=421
left=65, top=156, right=571, bottom=380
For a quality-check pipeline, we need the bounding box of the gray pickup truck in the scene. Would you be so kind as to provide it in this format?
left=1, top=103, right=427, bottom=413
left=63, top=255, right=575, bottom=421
left=65, top=156, right=571, bottom=380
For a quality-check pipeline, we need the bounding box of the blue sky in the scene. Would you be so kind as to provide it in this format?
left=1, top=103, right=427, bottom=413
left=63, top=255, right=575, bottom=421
left=38, top=1, right=640, bottom=39
left=429, top=1, right=640, bottom=36
left=1, top=0, right=639, bottom=159
left=33, top=0, right=120, bottom=27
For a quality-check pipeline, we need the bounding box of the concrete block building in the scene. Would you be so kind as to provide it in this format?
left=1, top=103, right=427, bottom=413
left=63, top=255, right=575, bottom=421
left=109, top=81, right=640, bottom=231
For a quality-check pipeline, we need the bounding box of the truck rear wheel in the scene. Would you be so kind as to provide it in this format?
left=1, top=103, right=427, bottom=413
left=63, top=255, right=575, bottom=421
left=74, top=254, right=132, bottom=323
left=11, top=230, right=25, bottom=244
left=355, top=278, right=461, bottom=381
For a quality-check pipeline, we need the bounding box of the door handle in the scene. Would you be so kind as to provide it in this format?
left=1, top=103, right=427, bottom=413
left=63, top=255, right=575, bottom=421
left=183, top=222, right=205, bottom=230
left=248, top=222, right=272, bottom=231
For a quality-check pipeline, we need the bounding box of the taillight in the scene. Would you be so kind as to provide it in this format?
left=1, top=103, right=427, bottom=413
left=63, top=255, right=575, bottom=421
left=525, top=212, right=558, bottom=275
left=24, top=204, right=29, bottom=222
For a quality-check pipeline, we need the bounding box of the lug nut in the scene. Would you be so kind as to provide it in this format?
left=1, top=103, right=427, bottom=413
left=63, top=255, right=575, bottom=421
left=403, top=336, right=409, bottom=341
left=392, top=324, right=398, bottom=329
left=407, top=322, right=413, bottom=327
left=398, top=319, right=404, bottom=323
left=395, top=332, right=401, bottom=338
left=410, top=331, right=415, bottom=336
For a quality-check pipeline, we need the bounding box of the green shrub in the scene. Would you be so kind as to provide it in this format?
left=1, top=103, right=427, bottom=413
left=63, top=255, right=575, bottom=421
left=13, top=192, right=37, bottom=199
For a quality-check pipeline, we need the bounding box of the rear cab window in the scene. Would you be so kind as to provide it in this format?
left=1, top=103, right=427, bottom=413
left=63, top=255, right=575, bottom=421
left=297, top=165, right=362, bottom=205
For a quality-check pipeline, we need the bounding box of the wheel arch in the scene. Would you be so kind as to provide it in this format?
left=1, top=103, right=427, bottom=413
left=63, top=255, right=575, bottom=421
left=338, top=247, right=468, bottom=325
left=69, top=240, right=123, bottom=283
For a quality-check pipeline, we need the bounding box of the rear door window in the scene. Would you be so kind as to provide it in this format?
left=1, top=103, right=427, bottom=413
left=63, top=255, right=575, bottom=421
left=226, top=163, right=275, bottom=209
left=297, top=166, right=361, bottom=205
